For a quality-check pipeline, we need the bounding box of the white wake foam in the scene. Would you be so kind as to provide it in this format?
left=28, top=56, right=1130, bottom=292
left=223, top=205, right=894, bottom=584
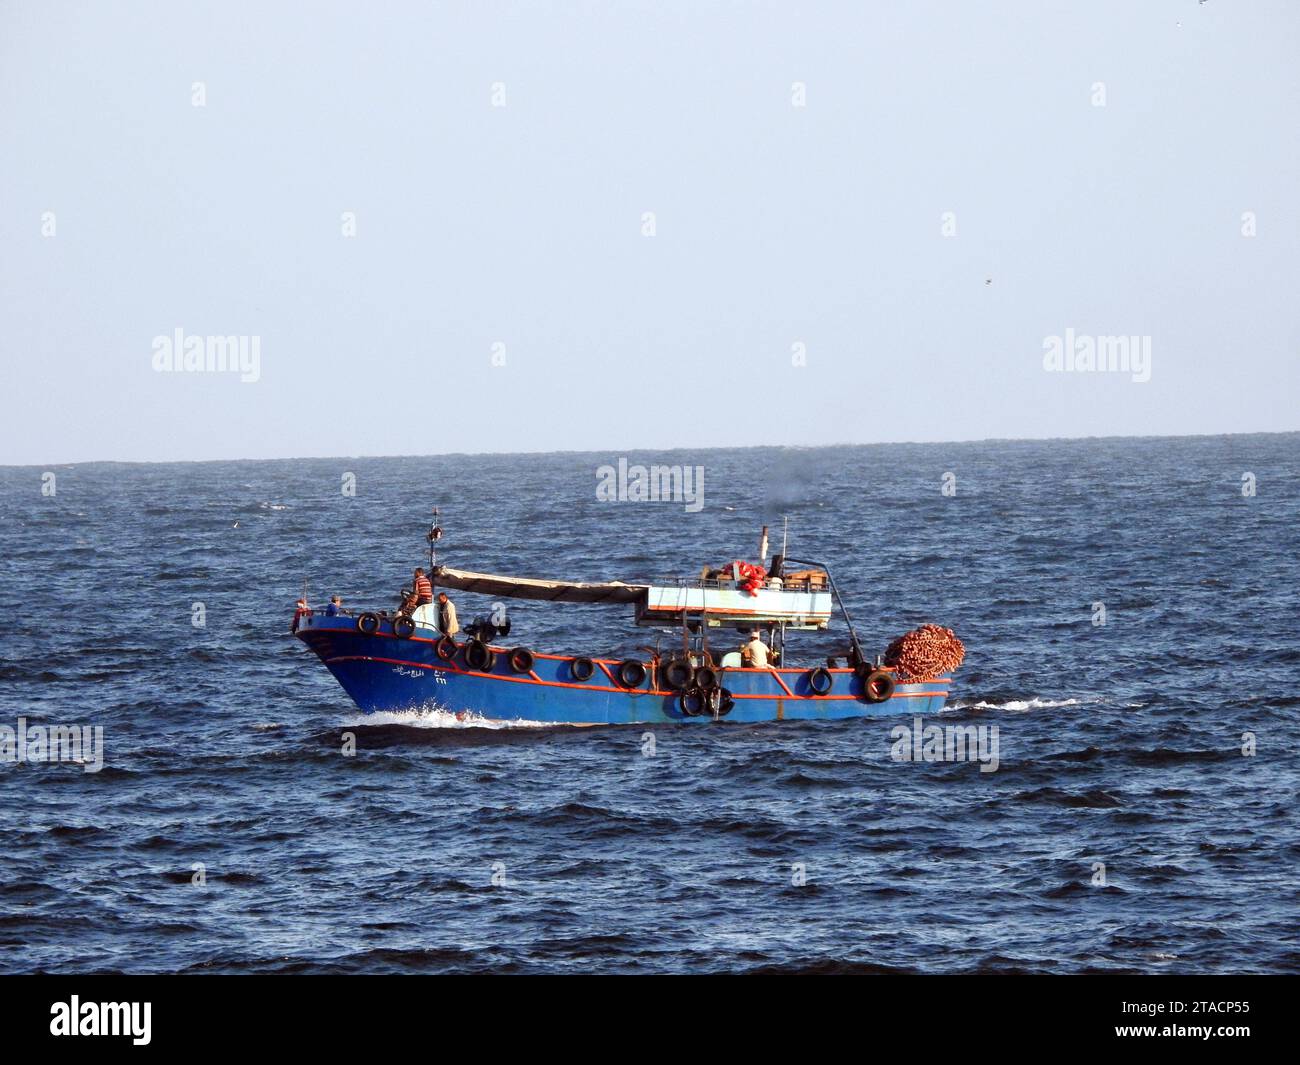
left=342, top=706, right=553, bottom=729
left=948, top=696, right=1088, bottom=712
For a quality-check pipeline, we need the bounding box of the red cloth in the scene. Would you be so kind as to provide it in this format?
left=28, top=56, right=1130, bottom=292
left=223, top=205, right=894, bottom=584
left=727, top=561, right=767, bottom=596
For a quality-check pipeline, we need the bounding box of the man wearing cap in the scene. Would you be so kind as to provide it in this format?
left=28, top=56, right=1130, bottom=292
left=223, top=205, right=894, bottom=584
left=741, top=629, right=770, bottom=668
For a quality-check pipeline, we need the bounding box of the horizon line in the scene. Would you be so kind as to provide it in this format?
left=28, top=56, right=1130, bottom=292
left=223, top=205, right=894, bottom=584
left=5, top=426, right=1298, bottom=470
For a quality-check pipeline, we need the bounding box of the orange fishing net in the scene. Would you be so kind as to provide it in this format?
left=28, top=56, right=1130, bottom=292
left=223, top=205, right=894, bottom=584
left=884, top=624, right=965, bottom=682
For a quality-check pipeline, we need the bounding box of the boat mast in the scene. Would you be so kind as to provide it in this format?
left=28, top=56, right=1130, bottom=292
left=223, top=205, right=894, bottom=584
left=777, top=515, right=789, bottom=660
left=428, top=507, right=443, bottom=594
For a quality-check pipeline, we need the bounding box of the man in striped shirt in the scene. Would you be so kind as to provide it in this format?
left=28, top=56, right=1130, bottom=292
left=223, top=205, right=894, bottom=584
left=413, top=568, right=434, bottom=606
left=406, top=567, right=435, bottom=625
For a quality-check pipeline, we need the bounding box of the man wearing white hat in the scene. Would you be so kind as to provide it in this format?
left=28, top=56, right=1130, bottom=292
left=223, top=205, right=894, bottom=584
left=741, top=629, right=770, bottom=668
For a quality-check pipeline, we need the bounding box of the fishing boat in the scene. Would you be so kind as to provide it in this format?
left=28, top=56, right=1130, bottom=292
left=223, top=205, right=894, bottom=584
left=294, top=522, right=963, bottom=725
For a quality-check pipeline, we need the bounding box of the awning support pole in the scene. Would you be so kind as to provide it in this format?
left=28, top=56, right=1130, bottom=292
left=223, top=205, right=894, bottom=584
left=783, top=557, right=864, bottom=665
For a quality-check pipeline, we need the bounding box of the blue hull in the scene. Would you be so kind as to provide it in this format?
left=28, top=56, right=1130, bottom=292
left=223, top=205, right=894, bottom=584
left=297, top=616, right=952, bottom=724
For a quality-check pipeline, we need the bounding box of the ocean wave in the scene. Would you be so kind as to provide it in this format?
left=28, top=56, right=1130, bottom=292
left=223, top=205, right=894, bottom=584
left=4, top=439, right=1298, bottom=975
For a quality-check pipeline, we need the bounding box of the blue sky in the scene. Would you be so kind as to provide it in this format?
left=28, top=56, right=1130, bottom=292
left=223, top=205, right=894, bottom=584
left=2, top=0, right=1297, bottom=465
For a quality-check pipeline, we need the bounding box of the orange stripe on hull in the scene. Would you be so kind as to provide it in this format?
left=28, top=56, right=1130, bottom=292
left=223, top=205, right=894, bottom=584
left=321, top=654, right=946, bottom=701
left=307, top=626, right=936, bottom=680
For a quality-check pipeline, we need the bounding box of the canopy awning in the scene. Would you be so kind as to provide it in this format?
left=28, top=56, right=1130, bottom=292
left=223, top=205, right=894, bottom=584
left=432, top=565, right=647, bottom=604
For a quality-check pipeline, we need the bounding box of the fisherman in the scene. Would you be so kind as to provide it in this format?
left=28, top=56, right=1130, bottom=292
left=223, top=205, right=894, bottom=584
left=436, top=591, right=461, bottom=638
left=413, top=568, right=434, bottom=605
left=741, top=628, right=770, bottom=667
left=290, top=598, right=311, bottom=633
left=397, top=567, right=433, bottom=625
left=325, top=595, right=343, bottom=617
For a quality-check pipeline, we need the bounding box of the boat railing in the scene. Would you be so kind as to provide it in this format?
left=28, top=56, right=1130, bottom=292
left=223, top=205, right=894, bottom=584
left=643, top=575, right=826, bottom=593
left=304, top=607, right=401, bottom=619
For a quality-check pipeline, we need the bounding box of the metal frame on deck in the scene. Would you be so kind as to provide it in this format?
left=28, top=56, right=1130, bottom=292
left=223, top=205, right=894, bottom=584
left=781, top=557, right=865, bottom=665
